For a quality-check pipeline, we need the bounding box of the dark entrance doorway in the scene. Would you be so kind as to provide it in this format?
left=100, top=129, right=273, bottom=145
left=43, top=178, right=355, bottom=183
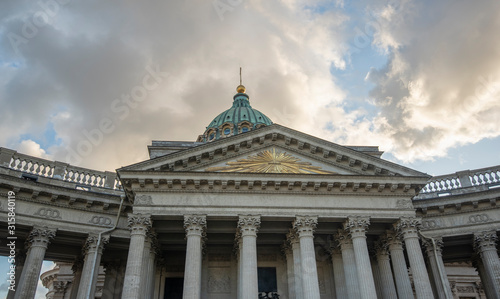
left=164, top=277, right=183, bottom=299
left=258, top=267, right=277, bottom=292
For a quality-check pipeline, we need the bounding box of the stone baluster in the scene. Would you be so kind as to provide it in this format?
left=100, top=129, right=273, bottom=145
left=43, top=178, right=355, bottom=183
left=344, top=216, right=377, bottom=299
left=328, top=239, right=348, bottom=299
left=293, top=216, right=320, bottom=299
left=69, top=257, right=84, bottom=299
left=122, top=214, right=152, bottom=299
left=335, top=229, right=361, bottom=299
left=394, top=217, right=433, bottom=299
left=287, top=229, right=303, bottom=299
left=386, top=230, right=413, bottom=298
left=183, top=215, right=207, bottom=299
left=473, top=231, right=500, bottom=298
left=422, top=237, right=453, bottom=299
left=281, top=242, right=296, bottom=299
left=14, top=226, right=56, bottom=299
left=76, top=234, right=109, bottom=299
left=238, top=215, right=261, bottom=299
left=374, top=237, right=398, bottom=299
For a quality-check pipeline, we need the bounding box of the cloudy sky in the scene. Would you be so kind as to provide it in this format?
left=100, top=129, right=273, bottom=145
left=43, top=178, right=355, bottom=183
left=1, top=0, right=500, bottom=179
left=1, top=1, right=500, bottom=297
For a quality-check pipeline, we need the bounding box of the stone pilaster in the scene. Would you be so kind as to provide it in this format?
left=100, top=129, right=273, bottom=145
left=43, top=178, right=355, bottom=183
left=293, top=216, right=320, bottom=299
left=394, top=217, right=433, bottom=299
left=335, top=229, right=360, bottom=299
left=422, top=237, right=453, bottom=299
left=282, top=241, right=296, bottom=299
left=122, top=214, right=152, bottom=299
left=328, top=238, right=347, bottom=299
left=474, top=231, right=500, bottom=298
left=76, top=234, right=109, bottom=299
left=386, top=230, right=413, bottom=298
left=14, top=226, right=56, bottom=299
left=183, top=215, right=206, bottom=299
left=344, top=216, right=377, bottom=299
left=238, top=215, right=260, bottom=299
left=287, top=229, right=303, bottom=299
left=374, top=237, right=398, bottom=299
left=234, top=230, right=243, bottom=299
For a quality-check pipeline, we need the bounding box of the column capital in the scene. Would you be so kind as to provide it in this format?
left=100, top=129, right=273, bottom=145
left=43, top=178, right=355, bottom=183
left=394, top=217, right=421, bottom=239
left=147, top=230, right=160, bottom=255
left=26, top=226, right=57, bottom=250
left=385, top=230, right=404, bottom=249
left=293, top=215, right=318, bottom=237
left=344, top=216, right=370, bottom=239
left=286, top=228, right=300, bottom=245
left=421, top=237, right=444, bottom=256
left=127, top=214, right=152, bottom=235
left=53, top=281, right=69, bottom=294
left=474, top=231, right=498, bottom=253
left=238, top=215, right=261, bottom=236
left=334, top=229, right=353, bottom=250
left=374, top=236, right=390, bottom=257
left=82, top=234, right=110, bottom=255
left=184, top=215, right=207, bottom=237
left=71, top=256, right=84, bottom=274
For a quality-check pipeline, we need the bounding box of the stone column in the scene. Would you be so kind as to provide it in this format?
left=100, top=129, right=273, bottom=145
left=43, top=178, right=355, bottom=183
left=69, top=257, right=84, bottom=299
left=287, top=229, right=303, bottom=299
left=473, top=254, right=495, bottom=299
left=335, top=229, right=361, bottom=299
left=474, top=231, right=500, bottom=298
left=237, top=215, right=260, bottom=299
left=234, top=231, right=243, bottom=299
left=102, top=262, right=120, bottom=299
left=395, top=217, right=433, bottom=299
left=122, top=214, right=152, bottom=299
left=76, top=234, right=109, bottom=299
left=145, top=232, right=159, bottom=299
left=344, top=216, right=377, bottom=299
left=374, top=237, right=398, bottom=299
left=328, top=241, right=348, bottom=299
left=386, top=230, right=413, bottom=298
left=370, top=254, right=383, bottom=299
left=183, top=215, right=207, bottom=299
left=14, top=226, right=56, bottom=299
left=293, top=216, right=320, bottom=299
left=422, top=237, right=453, bottom=299
left=282, top=242, right=296, bottom=299
left=6, top=250, right=25, bottom=299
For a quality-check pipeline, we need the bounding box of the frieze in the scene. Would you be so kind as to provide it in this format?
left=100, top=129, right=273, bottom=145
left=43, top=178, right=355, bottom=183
left=89, top=215, right=113, bottom=227
left=134, top=194, right=153, bottom=205
left=467, top=213, right=491, bottom=224
left=34, top=207, right=62, bottom=219
left=396, top=199, right=413, bottom=209
left=456, top=286, right=475, bottom=293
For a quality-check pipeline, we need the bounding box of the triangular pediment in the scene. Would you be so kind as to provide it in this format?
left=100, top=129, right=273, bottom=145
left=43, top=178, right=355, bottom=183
left=119, top=124, right=429, bottom=178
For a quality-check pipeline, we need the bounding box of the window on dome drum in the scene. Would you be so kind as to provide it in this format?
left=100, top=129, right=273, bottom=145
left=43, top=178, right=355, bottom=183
left=224, top=128, right=231, bottom=135
left=241, top=126, right=249, bottom=132
left=208, top=132, right=215, bottom=141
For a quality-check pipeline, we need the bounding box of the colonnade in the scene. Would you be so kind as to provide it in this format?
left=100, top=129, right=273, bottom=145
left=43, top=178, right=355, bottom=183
left=7, top=216, right=500, bottom=299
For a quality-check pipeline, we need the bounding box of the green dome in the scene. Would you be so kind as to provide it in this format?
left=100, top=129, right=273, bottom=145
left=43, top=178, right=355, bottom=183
left=198, top=90, right=273, bottom=142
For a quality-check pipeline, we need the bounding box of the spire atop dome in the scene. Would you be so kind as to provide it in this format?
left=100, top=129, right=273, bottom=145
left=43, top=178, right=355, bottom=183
left=236, top=67, right=246, bottom=93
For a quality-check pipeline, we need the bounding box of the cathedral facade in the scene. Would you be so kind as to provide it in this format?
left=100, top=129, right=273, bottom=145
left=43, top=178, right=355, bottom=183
left=0, top=85, right=499, bottom=299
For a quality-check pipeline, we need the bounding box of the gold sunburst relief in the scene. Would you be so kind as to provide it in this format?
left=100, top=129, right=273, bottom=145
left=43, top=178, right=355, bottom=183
left=205, top=148, right=336, bottom=174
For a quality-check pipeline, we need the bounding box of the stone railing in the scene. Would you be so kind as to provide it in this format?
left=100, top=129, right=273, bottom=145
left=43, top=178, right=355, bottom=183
left=420, top=165, right=500, bottom=194
left=0, top=147, right=122, bottom=190
left=258, top=292, right=280, bottom=299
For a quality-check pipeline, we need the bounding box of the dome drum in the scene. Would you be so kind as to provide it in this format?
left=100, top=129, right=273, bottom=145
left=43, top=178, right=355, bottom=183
left=197, top=86, right=273, bottom=142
